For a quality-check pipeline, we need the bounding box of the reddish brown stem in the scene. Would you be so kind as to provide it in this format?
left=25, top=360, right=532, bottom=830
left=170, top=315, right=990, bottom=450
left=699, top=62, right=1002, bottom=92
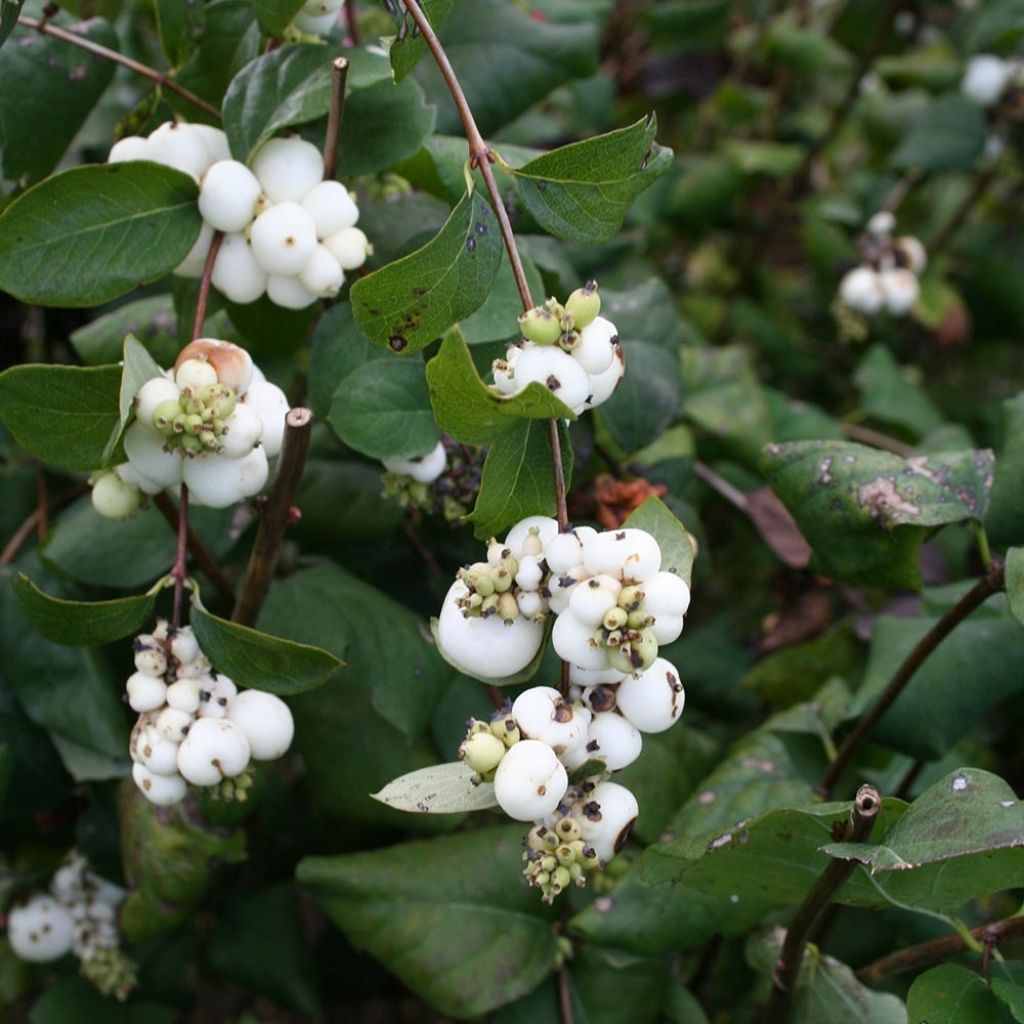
left=231, top=408, right=313, bottom=626
left=18, top=15, right=221, bottom=120
left=557, top=965, right=575, bottom=1024
left=192, top=231, right=224, bottom=341
left=344, top=0, right=360, bottom=45
left=170, top=484, right=190, bottom=629
left=322, top=57, right=350, bottom=181
left=153, top=492, right=235, bottom=605
left=0, top=484, right=89, bottom=567
left=35, top=468, right=48, bottom=540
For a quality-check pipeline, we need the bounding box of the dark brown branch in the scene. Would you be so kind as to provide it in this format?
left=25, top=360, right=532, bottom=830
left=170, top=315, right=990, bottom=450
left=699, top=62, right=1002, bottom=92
left=857, top=915, right=1024, bottom=986
left=322, top=57, right=350, bottom=181
left=820, top=562, right=1006, bottom=797
left=344, top=0, right=360, bottom=45
left=763, top=786, right=882, bottom=1024
left=170, top=484, right=190, bottom=629
left=0, top=483, right=89, bottom=567
left=153, top=492, right=235, bottom=606
left=192, top=231, right=224, bottom=341
left=557, top=965, right=575, bottom=1024
left=231, top=408, right=313, bottom=626
left=18, top=15, right=221, bottom=120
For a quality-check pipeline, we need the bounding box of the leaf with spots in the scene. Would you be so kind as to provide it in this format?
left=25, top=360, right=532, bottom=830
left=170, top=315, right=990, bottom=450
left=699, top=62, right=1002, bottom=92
left=824, top=768, right=1024, bottom=911
left=509, top=115, right=674, bottom=243
left=350, top=189, right=503, bottom=354
left=371, top=761, right=499, bottom=814
left=0, top=163, right=202, bottom=307
left=764, top=441, right=995, bottom=590
left=297, top=826, right=560, bottom=1019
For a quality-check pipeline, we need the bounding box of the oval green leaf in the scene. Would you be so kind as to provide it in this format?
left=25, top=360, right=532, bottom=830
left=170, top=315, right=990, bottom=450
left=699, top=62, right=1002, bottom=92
left=371, top=762, right=498, bottom=814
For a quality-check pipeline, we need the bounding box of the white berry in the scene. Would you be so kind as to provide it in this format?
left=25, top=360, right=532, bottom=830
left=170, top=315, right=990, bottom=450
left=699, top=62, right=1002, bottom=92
left=177, top=718, right=251, bottom=786
left=586, top=349, right=625, bottom=408
left=505, top=516, right=559, bottom=558
left=225, top=689, right=294, bottom=760
left=199, top=160, right=262, bottom=233
left=251, top=137, right=325, bottom=203
left=383, top=440, right=447, bottom=484
left=963, top=54, right=1010, bottom=106
left=511, top=686, right=590, bottom=756
left=581, top=711, right=642, bottom=770
left=241, top=379, right=289, bottom=458
left=323, top=226, right=371, bottom=270
left=513, top=344, right=591, bottom=413
left=642, top=571, right=691, bottom=644
left=139, top=724, right=181, bottom=776
left=298, top=244, right=345, bottom=298
left=493, top=739, right=569, bottom=821
left=211, top=232, right=268, bottom=304
left=551, top=610, right=607, bottom=671
left=250, top=202, right=318, bottom=276
left=569, top=574, right=621, bottom=628
left=879, top=267, right=919, bottom=316
left=132, top=763, right=188, bottom=805
left=615, top=657, right=684, bottom=733
left=572, top=316, right=618, bottom=375
left=133, top=636, right=167, bottom=677
left=576, top=781, right=638, bottom=862
left=544, top=531, right=584, bottom=575
left=183, top=447, right=269, bottom=508
left=147, top=121, right=213, bottom=182
left=301, top=180, right=359, bottom=238
left=583, top=529, right=661, bottom=582
left=126, top=671, right=167, bottom=713
left=219, top=403, right=264, bottom=459
left=266, top=273, right=319, bottom=310
left=108, top=135, right=150, bottom=164
left=7, top=896, right=74, bottom=963
left=175, top=357, right=219, bottom=392
left=91, top=471, right=140, bottom=519
left=840, top=266, right=885, bottom=315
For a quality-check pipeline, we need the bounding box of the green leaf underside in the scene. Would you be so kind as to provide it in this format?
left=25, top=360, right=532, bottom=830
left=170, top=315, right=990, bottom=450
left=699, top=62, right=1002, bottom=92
left=0, top=163, right=202, bottom=307
left=190, top=600, right=342, bottom=696
left=0, top=363, right=121, bottom=471
left=297, top=826, right=560, bottom=1018
left=427, top=330, right=574, bottom=447
left=511, top=115, right=673, bottom=243
left=371, top=761, right=499, bottom=814
left=765, top=441, right=995, bottom=589
left=623, top=497, right=696, bottom=588
left=467, top=419, right=573, bottom=540
left=350, top=189, right=503, bottom=354
left=11, top=574, right=159, bottom=647
left=223, top=43, right=339, bottom=163
left=327, top=357, right=439, bottom=460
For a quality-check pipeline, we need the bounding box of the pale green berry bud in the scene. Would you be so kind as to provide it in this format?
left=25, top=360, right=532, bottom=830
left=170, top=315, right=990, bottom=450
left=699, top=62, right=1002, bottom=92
left=152, top=399, right=183, bottom=434
left=570, top=862, right=585, bottom=883
left=172, top=412, right=188, bottom=433
left=602, top=606, right=628, bottom=631
left=179, top=433, right=203, bottom=452
left=461, top=730, right=507, bottom=774
left=520, top=529, right=543, bottom=558
left=551, top=866, right=572, bottom=892
left=555, top=817, right=581, bottom=842
left=490, top=716, right=521, bottom=747
left=618, top=585, right=645, bottom=611
left=183, top=413, right=205, bottom=436
left=627, top=610, right=655, bottom=630
left=565, top=281, right=600, bottom=330
left=199, top=429, right=218, bottom=449
left=582, top=846, right=601, bottom=870
left=541, top=854, right=558, bottom=873
left=535, top=870, right=551, bottom=887
left=480, top=594, right=501, bottom=617
left=556, top=844, right=575, bottom=866
left=518, top=306, right=563, bottom=346
left=492, top=568, right=513, bottom=593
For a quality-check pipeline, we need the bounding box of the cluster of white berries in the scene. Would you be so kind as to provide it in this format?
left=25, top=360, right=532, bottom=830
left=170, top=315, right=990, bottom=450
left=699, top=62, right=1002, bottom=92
left=837, top=212, right=926, bottom=318
left=962, top=53, right=1023, bottom=107
left=109, top=123, right=371, bottom=309
left=492, top=283, right=625, bottom=415
left=126, top=622, right=294, bottom=806
left=90, top=339, right=288, bottom=516
left=437, top=515, right=689, bottom=686
left=6, top=853, right=135, bottom=1000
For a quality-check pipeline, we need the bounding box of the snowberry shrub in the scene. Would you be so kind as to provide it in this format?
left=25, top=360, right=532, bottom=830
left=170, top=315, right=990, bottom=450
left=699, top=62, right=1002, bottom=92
left=1, top=2, right=1024, bottom=1022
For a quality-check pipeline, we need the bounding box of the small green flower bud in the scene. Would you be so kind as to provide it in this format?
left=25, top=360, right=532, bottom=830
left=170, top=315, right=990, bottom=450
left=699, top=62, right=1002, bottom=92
left=543, top=297, right=567, bottom=323
left=183, top=413, right=205, bottom=436
left=518, top=305, right=563, bottom=346
left=152, top=399, right=182, bottom=434
left=480, top=594, right=501, bottom=617
left=172, top=411, right=188, bottom=433
left=541, top=854, right=558, bottom=873
left=535, top=871, right=551, bottom=887
left=551, top=866, right=572, bottom=892
left=491, top=716, right=521, bottom=747
left=627, top=610, right=655, bottom=630
left=555, top=844, right=575, bottom=866
left=602, top=606, right=628, bottom=631
left=618, top=585, right=645, bottom=611
left=555, top=817, right=581, bottom=841
left=565, top=281, right=601, bottom=330
left=569, top=862, right=585, bottom=883
left=199, top=429, right=218, bottom=449
left=581, top=846, right=601, bottom=870
left=492, top=568, right=513, bottom=594
left=460, top=730, right=506, bottom=774
left=634, top=627, right=659, bottom=669
left=179, top=433, right=203, bottom=453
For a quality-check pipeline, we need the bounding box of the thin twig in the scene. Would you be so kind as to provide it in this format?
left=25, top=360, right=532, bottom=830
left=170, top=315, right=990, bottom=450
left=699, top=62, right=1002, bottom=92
left=557, top=965, right=574, bottom=1024
left=894, top=758, right=924, bottom=801
left=0, top=483, right=89, bottom=567
left=857, top=915, right=1024, bottom=985
left=231, top=408, right=313, bottom=626
left=344, top=0, right=360, bottom=45
left=35, top=467, right=48, bottom=540
left=192, top=231, right=223, bottom=341
left=153, top=492, right=235, bottom=606
left=763, top=786, right=881, bottom=1024
left=840, top=423, right=914, bottom=457
left=401, top=519, right=442, bottom=577
left=170, top=484, right=190, bottom=630
left=18, top=15, right=221, bottom=120
left=820, top=562, right=1006, bottom=797
left=928, top=162, right=999, bottom=259
left=693, top=459, right=750, bottom=511
left=322, top=57, right=350, bottom=181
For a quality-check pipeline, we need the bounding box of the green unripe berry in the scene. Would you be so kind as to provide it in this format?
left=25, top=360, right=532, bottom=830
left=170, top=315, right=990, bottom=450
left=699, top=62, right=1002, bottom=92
left=152, top=399, right=183, bottom=434
left=565, top=280, right=601, bottom=330
left=460, top=730, right=506, bottom=774
left=556, top=818, right=581, bottom=842
left=602, top=606, right=628, bottom=631
left=535, top=871, right=551, bottom=887
left=498, top=592, right=520, bottom=623
left=183, top=413, right=205, bottom=436
left=492, top=568, right=513, bottom=593
left=172, top=412, right=188, bottom=433
left=179, top=433, right=203, bottom=452
left=627, top=610, right=655, bottom=630
left=569, top=862, right=584, bottom=882
left=555, top=844, right=575, bottom=866
left=519, top=305, right=563, bottom=345
left=490, top=717, right=521, bottom=747
left=551, top=866, right=572, bottom=891
left=480, top=594, right=501, bottom=617
left=618, top=585, right=645, bottom=611
left=541, top=854, right=558, bottom=873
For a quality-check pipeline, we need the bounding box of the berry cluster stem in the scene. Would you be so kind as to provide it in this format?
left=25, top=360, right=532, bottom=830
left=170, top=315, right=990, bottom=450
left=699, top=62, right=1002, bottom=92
left=819, top=561, right=1006, bottom=798
left=398, top=0, right=571, bottom=692
left=170, top=484, right=190, bottom=630
left=192, top=231, right=224, bottom=342
left=231, top=407, right=313, bottom=626
left=152, top=492, right=234, bottom=605
left=18, top=15, right=221, bottom=121
left=322, top=57, right=350, bottom=181
left=762, top=785, right=881, bottom=1024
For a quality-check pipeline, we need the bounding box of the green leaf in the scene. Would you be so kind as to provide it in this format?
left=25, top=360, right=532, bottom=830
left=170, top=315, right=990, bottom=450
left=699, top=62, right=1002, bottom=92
left=253, top=0, right=305, bottom=37
left=426, top=330, right=574, bottom=446
left=205, top=884, right=322, bottom=1019
left=298, top=826, right=560, bottom=1019
left=389, top=0, right=456, bottom=82
left=419, top=0, right=599, bottom=137
left=118, top=781, right=247, bottom=943
left=853, top=344, right=944, bottom=439
left=907, top=964, right=1003, bottom=1024
left=467, top=419, right=573, bottom=540
left=986, top=393, right=1024, bottom=547
left=0, top=743, right=10, bottom=821
left=189, top=598, right=342, bottom=696
left=458, top=253, right=544, bottom=345
left=0, top=0, right=24, bottom=52
left=851, top=606, right=1024, bottom=760
left=0, top=364, right=121, bottom=471
left=0, top=163, right=202, bottom=307
left=764, top=441, right=995, bottom=590
left=29, top=976, right=178, bottom=1024
left=993, top=961, right=1024, bottom=1023
left=223, top=44, right=338, bottom=163
left=351, top=189, right=503, bottom=354
left=70, top=295, right=180, bottom=368
left=600, top=341, right=681, bottom=453
left=764, top=25, right=853, bottom=74
left=892, top=95, right=988, bottom=172
left=11, top=573, right=160, bottom=647
left=327, top=357, right=439, bottom=460
left=155, top=0, right=206, bottom=66
left=371, top=761, right=499, bottom=814
left=0, top=16, right=117, bottom=183
left=1008, top=548, right=1024, bottom=625
left=647, top=0, right=729, bottom=52
left=623, top=497, right=696, bottom=587
left=511, top=116, right=673, bottom=243
left=824, top=768, right=1024, bottom=911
